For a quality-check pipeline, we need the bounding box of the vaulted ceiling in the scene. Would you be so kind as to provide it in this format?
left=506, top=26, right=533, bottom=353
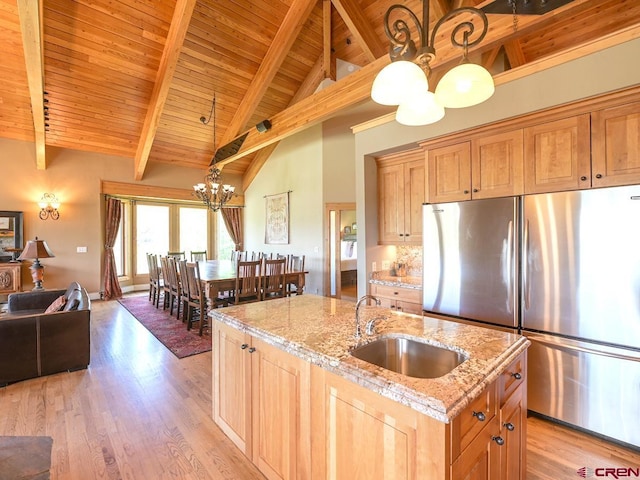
left=2, top=0, right=639, bottom=188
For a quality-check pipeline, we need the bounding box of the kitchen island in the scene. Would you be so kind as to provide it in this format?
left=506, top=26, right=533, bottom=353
left=210, top=294, right=529, bottom=480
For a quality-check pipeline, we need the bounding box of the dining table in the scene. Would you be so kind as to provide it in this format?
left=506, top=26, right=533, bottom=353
left=198, top=259, right=308, bottom=304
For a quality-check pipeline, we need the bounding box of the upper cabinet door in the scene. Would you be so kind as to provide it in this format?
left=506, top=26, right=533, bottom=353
left=471, top=130, right=524, bottom=199
left=591, top=101, right=640, bottom=188
left=426, top=142, right=471, bottom=203
left=377, top=162, right=405, bottom=244
left=403, top=158, right=426, bottom=244
left=523, top=114, right=591, bottom=194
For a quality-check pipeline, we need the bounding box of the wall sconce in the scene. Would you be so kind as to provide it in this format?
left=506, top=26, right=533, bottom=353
left=38, top=193, right=60, bottom=220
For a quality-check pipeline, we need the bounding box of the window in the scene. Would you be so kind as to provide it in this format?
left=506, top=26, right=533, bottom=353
left=136, top=204, right=169, bottom=274
left=217, top=211, right=235, bottom=261
left=180, top=207, right=208, bottom=259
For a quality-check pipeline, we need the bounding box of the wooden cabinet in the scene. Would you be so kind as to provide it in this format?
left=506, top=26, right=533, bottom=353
left=377, top=149, right=425, bottom=245
left=523, top=114, right=591, bottom=194
left=213, top=321, right=311, bottom=480
left=425, top=130, right=523, bottom=203
left=370, top=283, right=423, bottom=315
left=313, top=351, right=527, bottom=480
left=0, top=264, right=21, bottom=295
left=591, top=101, right=640, bottom=188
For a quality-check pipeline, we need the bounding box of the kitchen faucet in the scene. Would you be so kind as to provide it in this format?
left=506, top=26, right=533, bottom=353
left=355, top=295, right=381, bottom=339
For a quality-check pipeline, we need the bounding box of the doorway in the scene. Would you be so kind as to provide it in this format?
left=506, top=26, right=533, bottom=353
left=325, top=203, right=357, bottom=301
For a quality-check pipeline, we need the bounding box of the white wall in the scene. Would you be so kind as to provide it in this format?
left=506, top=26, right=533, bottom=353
left=244, top=124, right=325, bottom=294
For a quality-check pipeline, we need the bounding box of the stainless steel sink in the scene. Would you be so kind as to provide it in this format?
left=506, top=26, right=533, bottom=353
left=350, top=336, right=466, bottom=379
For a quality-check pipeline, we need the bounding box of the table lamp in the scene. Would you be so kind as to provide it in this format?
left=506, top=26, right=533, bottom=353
left=17, top=237, right=55, bottom=290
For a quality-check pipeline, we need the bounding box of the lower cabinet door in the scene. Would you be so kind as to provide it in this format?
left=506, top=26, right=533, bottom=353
left=499, top=386, right=526, bottom=480
left=251, top=338, right=311, bottom=480
left=212, top=322, right=252, bottom=454
left=452, top=417, right=502, bottom=480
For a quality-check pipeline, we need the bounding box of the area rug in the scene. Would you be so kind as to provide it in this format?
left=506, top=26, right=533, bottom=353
left=0, top=436, right=53, bottom=480
left=118, top=295, right=211, bottom=358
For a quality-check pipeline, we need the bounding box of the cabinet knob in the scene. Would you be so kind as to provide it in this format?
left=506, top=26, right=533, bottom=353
left=492, top=436, right=505, bottom=446
left=248, top=347, right=256, bottom=353
left=241, top=343, right=249, bottom=349
left=472, top=411, right=485, bottom=422
left=504, top=422, right=515, bottom=432
left=399, top=233, right=405, bottom=237
left=473, top=188, right=478, bottom=193
left=405, top=234, right=410, bottom=237
left=580, top=176, right=588, bottom=181
left=511, top=372, right=522, bottom=380
left=595, top=173, right=603, bottom=179
left=464, top=190, right=469, bottom=194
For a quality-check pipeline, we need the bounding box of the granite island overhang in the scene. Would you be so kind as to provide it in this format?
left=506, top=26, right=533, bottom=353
left=209, top=293, right=530, bottom=423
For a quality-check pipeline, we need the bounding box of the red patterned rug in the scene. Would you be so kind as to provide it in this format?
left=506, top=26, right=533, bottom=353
left=118, top=294, right=211, bottom=358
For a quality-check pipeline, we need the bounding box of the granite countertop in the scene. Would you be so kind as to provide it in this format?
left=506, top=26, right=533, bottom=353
left=369, top=273, right=422, bottom=289
left=209, top=295, right=530, bottom=423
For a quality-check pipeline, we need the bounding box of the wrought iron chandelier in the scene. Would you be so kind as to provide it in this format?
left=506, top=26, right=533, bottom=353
left=371, top=0, right=494, bottom=126
left=193, top=95, right=236, bottom=211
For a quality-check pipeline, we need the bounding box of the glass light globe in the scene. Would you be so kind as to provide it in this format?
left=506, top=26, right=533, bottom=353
left=396, top=91, right=445, bottom=126
left=435, top=63, right=495, bottom=108
left=371, top=61, right=429, bottom=106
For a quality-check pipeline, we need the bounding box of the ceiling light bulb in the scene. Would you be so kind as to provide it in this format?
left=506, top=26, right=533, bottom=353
left=395, top=91, right=445, bottom=126
left=371, top=61, right=429, bottom=106
left=435, top=62, right=495, bottom=108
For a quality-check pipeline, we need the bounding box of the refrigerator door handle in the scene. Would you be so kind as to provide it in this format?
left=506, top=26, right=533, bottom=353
left=506, top=219, right=514, bottom=312
left=523, top=219, right=530, bottom=310
left=527, top=333, right=640, bottom=362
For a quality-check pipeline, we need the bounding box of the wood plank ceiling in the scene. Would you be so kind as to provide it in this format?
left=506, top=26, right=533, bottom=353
left=1, top=0, right=639, bottom=185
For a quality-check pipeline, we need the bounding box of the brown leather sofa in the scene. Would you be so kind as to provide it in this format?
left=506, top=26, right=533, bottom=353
left=0, top=282, right=91, bottom=386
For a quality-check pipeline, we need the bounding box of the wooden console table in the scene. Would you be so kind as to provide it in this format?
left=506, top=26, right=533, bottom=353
left=0, top=263, right=21, bottom=295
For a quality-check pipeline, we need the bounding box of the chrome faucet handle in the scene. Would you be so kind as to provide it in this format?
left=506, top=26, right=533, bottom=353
left=365, top=317, right=383, bottom=336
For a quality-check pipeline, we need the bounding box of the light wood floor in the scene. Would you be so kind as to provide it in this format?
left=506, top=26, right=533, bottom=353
left=0, top=298, right=638, bottom=479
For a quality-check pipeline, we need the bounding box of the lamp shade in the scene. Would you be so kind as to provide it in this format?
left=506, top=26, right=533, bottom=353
left=17, top=237, right=55, bottom=260
left=371, top=60, right=429, bottom=106
left=396, top=91, right=445, bottom=126
left=435, top=62, right=495, bottom=108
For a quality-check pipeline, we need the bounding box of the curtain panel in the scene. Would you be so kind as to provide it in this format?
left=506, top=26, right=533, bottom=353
left=221, top=208, right=243, bottom=252
left=103, top=197, right=123, bottom=300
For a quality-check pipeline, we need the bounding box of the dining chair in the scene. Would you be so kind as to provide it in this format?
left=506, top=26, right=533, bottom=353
left=166, top=256, right=182, bottom=319
left=287, top=254, right=306, bottom=296
left=190, top=250, right=207, bottom=262
left=148, top=253, right=163, bottom=308
left=159, top=256, right=172, bottom=310
left=177, top=259, right=190, bottom=323
left=185, top=261, right=209, bottom=335
left=262, top=257, right=286, bottom=300
left=232, top=259, right=262, bottom=304
left=167, top=251, right=186, bottom=260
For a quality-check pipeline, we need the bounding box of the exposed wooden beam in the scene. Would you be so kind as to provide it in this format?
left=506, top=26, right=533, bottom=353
left=243, top=53, right=327, bottom=190
left=323, top=0, right=334, bottom=80
left=331, top=0, right=386, bottom=62
left=217, top=56, right=390, bottom=167
left=504, top=40, right=527, bottom=68
left=17, top=0, right=46, bottom=170
left=430, top=0, right=450, bottom=19
left=133, top=0, right=196, bottom=181
left=101, top=180, right=244, bottom=206
left=218, top=0, right=317, bottom=148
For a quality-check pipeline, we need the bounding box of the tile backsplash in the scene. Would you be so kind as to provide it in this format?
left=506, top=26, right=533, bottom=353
left=396, top=246, right=422, bottom=276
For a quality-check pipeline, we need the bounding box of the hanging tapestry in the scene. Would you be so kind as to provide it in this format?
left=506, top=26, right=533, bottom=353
left=265, top=192, right=289, bottom=244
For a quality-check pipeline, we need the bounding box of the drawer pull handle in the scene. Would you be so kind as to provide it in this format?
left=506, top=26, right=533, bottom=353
left=492, top=436, right=505, bottom=446
left=248, top=347, right=256, bottom=353
left=511, top=372, right=522, bottom=380
left=504, top=422, right=515, bottom=432
left=241, top=343, right=249, bottom=350
left=472, top=411, right=485, bottom=422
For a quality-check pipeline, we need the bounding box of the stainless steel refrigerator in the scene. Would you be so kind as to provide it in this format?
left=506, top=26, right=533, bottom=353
left=422, top=185, right=640, bottom=448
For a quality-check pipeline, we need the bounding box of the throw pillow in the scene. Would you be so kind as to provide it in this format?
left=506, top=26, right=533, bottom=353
left=44, top=295, right=67, bottom=314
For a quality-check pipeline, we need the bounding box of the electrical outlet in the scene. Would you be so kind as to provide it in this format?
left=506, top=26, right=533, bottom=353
left=381, top=260, right=390, bottom=270
left=372, top=261, right=377, bottom=271
left=76, top=246, right=87, bottom=253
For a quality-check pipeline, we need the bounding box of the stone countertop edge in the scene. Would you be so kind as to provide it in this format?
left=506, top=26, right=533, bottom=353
left=369, top=275, right=422, bottom=289
left=209, top=298, right=530, bottom=424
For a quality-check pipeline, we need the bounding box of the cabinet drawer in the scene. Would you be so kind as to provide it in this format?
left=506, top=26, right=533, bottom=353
left=451, top=383, right=497, bottom=460
left=498, top=353, right=526, bottom=406
left=371, top=284, right=422, bottom=303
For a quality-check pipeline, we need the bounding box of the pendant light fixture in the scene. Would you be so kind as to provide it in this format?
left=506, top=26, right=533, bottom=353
left=371, top=1, right=494, bottom=126
left=193, top=95, right=236, bottom=212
